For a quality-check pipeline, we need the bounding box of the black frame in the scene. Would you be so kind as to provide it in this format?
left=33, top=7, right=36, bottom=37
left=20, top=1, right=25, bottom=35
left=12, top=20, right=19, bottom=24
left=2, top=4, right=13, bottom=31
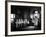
left=5, top=1, right=45, bottom=36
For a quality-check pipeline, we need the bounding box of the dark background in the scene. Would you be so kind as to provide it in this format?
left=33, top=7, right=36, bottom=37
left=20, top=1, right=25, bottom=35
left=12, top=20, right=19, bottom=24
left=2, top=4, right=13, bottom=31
left=11, top=5, right=41, bottom=31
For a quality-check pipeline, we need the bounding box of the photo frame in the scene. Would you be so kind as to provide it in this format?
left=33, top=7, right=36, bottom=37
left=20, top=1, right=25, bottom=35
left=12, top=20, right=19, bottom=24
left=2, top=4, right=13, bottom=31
left=5, top=1, right=45, bottom=36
